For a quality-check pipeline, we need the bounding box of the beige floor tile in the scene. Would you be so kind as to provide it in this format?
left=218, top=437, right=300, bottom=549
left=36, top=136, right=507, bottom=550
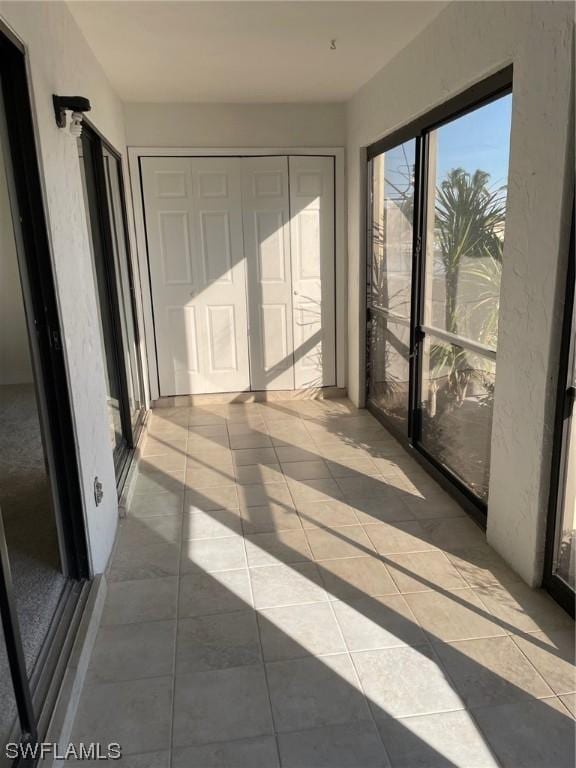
left=182, top=508, right=243, bottom=540
left=268, top=425, right=312, bottom=447
left=71, top=677, right=173, bottom=756
left=475, top=583, right=575, bottom=634
left=364, top=520, right=436, bottom=555
left=319, top=556, right=399, bottom=600
left=377, top=710, right=499, bottom=768
left=281, top=460, right=332, bottom=481
left=116, top=515, right=182, bottom=548
left=173, top=737, right=279, bottom=768
left=404, top=494, right=466, bottom=520
left=173, top=666, right=273, bottom=747
left=179, top=570, right=253, bottom=618
left=233, top=447, right=278, bottom=466
left=245, top=530, right=312, bottom=566
left=512, top=629, right=576, bottom=694
left=186, top=449, right=234, bottom=471
left=258, top=603, right=346, bottom=661
left=241, top=502, right=301, bottom=534
left=109, top=541, right=179, bottom=582
left=405, top=588, right=507, bottom=643
left=181, top=535, right=247, bottom=573
left=102, top=577, right=178, bottom=626
left=275, top=446, right=322, bottom=463
left=176, top=611, right=261, bottom=674
left=278, top=721, right=389, bottom=768
left=249, top=563, right=328, bottom=609
left=325, top=457, right=381, bottom=478
left=385, top=551, right=467, bottom=593
left=297, top=500, right=360, bottom=529
left=419, top=517, right=485, bottom=552
left=230, top=432, right=273, bottom=450
left=446, top=545, right=523, bottom=588
left=337, top=477, right=399, bottom=502
left=187, top=435, right=230, bottom=454
left=185, top=484, right=239, bottom=512
left=266, top=653, right=369, bottom=733
left=333, top=595, right=429, bottom=651
left=560, top=692, right=576, bottom=717
left=133, top=470, right=184, bottom=496
left=188, top=410, right=227, bottom=427
left=353, top=645, right=464, bottom=719
left=235, top=463, right=283, bottom=485
left=306, top=524, right=376, bottom=560
left=288, top=477, right=343, bottom=504
left=86, top=620, right=175, bottom=684
left=139, top=450, right=186, bottom=473
left=129, top=491, right=184, bottom=519
left=436, top=635, right=554, bottom=707
left=238, top=482, right=292, bottom=509
left=472, top=697, right=575, bottom=768
left=188, top=424, right=228, bottom=440
left=351, top=496, right=415, bottom=525
left=184, top=466, right=236, bottom=489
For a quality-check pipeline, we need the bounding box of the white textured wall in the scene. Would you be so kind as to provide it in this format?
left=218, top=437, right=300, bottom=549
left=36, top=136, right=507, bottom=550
left=346, top=1, right=574, bottom=585
left=0, top=1, right=133, bottom=573
left=124, top=102, right=346, bottom=148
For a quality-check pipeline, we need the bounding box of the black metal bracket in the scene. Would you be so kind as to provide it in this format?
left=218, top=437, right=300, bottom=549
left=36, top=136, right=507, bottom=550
left=53, top=95, right=91, bottom=128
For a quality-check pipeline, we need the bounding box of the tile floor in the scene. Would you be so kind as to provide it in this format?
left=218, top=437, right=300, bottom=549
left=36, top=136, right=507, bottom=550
left=71, top=399, right=576, bottom=767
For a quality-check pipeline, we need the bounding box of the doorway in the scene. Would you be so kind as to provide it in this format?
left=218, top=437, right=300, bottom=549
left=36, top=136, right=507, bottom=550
left=140, top=154, right=336, bottom=397
left=366, top=67, right=513, bottom=518
left=0, top=23, right=89, bottom=758
left=544, top=200, right=575, bottom=615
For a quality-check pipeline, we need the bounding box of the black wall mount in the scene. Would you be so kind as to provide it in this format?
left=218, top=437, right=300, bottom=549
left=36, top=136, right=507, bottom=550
left=53, top=94, right=91, bottom=128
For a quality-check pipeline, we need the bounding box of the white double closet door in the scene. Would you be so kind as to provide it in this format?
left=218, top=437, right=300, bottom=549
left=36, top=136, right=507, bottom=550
left=141, top=155, right=335, bottom=396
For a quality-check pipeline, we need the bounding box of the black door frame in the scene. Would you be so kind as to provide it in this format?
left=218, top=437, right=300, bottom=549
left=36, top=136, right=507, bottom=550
left=543, top=199, right=575, bottom=617
left=365, top=66, right=513, bottom=526
left=0, top=20, right=90, bottom=762
left=80, top=123, right=146, bottom=489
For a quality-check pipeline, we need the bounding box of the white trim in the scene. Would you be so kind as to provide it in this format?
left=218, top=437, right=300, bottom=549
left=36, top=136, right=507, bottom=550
left=128, top=146, right=346, bottom=402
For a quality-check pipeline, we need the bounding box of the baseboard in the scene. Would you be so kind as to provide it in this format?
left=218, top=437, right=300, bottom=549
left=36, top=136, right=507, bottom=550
left=152, top=386, right=347, bottom=408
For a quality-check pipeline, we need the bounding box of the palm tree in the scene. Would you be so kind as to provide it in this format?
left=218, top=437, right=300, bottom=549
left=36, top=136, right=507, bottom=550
left=435, top=168, right=506, bottom=335
left=428, top=168, right=506, bottom=413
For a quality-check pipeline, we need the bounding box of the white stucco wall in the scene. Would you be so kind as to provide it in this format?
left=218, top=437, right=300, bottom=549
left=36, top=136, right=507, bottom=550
left=0, top=1, right=134, bottom=573
left=346, top=1, right=574, bottom=585
left=123, top=101, right=346, bottom=148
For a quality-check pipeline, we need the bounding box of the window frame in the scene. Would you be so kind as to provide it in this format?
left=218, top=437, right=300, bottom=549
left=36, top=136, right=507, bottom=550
left=365, top=66, right=513, bottom=524
left=79, top=122, right=146, bottom=491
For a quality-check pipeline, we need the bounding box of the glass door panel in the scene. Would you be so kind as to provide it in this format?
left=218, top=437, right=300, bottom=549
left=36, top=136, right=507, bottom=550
left=418, top=94, right=512, bottom=501
left=102, top=147, right=145, bottom=437
left=367, top=140, right=415, bottom=432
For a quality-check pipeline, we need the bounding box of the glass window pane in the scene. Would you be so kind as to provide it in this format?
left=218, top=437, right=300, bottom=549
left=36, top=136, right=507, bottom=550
left=102, top=148, right=144, bottom=435
left=371, top=141, right=415, bottom=318
left=78, top=137, right=126, bottom=463
left=369, top=313, right=410, bottom=432
left=424, top=95, right=512, bottom=347
left=420, top=335, right=495, bottom=500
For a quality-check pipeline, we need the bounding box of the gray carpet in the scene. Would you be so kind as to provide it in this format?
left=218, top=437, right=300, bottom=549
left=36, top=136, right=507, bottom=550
left=0, top=383, right=66, bottom=742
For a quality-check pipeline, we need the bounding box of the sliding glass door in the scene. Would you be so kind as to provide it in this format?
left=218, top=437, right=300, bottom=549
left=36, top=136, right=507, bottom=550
left=366, top=69, right=513, bottom=516
left=418, top=94, right=512, bottom=502
left=367, top=140, right=416, bottom=434
left=79, top=128, right=145, bottom=485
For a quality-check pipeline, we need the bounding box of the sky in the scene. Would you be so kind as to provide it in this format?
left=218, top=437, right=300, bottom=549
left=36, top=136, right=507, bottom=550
left=381, top=92, right=513, bottom=199
left=435, top=93, right=513, bottom=187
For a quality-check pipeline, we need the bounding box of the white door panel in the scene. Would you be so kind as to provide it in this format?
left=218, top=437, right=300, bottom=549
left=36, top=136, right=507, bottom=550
left=141, top=157, right=250, bottom=395
left=289, top=156, right=336, bottom=388
left=241, top=157, right=295, bottom=390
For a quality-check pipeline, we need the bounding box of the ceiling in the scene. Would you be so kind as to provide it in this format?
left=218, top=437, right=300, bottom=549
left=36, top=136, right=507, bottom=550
left=68, top=1, right=447, bottom=103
